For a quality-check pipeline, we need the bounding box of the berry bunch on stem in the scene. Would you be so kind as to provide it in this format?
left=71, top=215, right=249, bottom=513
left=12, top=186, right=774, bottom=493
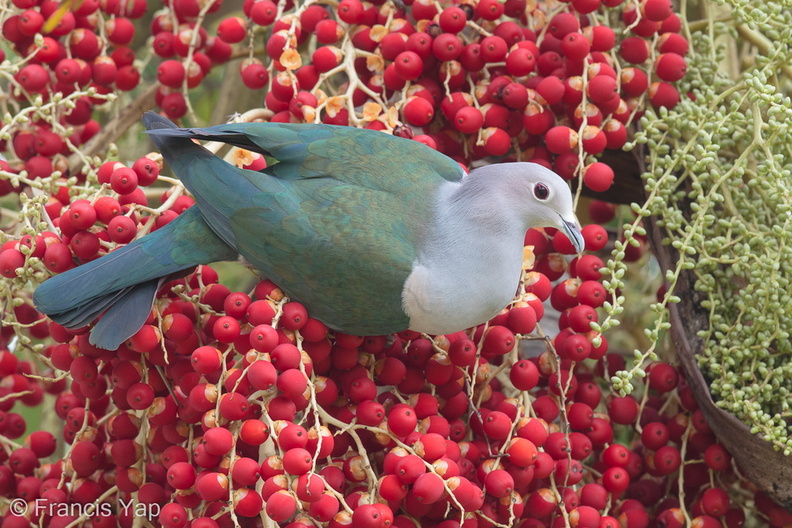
left=1, top=0, right=791, bottom=526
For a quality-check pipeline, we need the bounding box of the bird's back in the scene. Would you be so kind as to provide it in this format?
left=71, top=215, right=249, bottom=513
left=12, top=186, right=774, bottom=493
left=145, top=117, right=466, bottom=335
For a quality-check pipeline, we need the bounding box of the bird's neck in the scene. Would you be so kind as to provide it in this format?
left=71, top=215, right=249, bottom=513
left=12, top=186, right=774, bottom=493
left=430, top=176, right=527, bottom=255
left=402, top=178, right=527, bottom=335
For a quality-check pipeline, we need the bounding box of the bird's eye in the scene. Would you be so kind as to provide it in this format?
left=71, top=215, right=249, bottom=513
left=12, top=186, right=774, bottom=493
left=534, top=183, right=550, bottom=200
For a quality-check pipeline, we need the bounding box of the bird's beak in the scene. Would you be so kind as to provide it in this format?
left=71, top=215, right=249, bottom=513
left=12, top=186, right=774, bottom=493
left=560, top=216, right=585, bottom=254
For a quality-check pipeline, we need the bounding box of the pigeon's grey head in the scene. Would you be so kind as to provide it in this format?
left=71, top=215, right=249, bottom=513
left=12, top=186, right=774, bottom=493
left=472, top=162, right=585, bottom=253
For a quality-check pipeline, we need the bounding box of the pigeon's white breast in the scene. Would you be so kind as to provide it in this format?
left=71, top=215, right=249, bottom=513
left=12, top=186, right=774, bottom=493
left=401, top=257, right=521, bottom=335
left=400, top=178, right=526, bottom=335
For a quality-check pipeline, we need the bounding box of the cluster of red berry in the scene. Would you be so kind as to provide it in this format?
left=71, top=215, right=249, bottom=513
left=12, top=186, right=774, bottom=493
left=211, top=0, right=689, bottom=187
left=2, top=0, right=792, bottom=526
left=0, top=241, right=786, bottom=527
left=3, top=171, right=792, bottom=526
left=0, top=156, right=187, bottom=276
left=0, top=0, right=688, bottom=194
left=3, top=0, right=144, bottom=174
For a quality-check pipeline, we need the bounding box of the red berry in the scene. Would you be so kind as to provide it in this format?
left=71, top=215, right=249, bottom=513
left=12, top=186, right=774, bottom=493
left=312, top=46, right=343, bottom=73
left=608, top=396, right=639, bottom=424
left=583, top=162, right=615, bottom=192
left=505, top=437, right=538, bottom=467
left=405, top=32, right=433, bottom=58
left=649, top=81, right=680, bottom=109
left=480, top=35, right=508, bottom=62
left=587, top=26, right=616, bottom=52
left=66, top=202, right=97, bottom=231
left=460, top=43, right=486, bottom=72
left=501, top=82, right=529, bottom=109
left=448, top=337, right=477, bottom=367
left=280, top=302, right=308, bottom=330
left=394, top=51, right=424, bottom=81
left=16, top=64, right=49, bottom=91
left=561, top=32, right=591, bottom=61
left=439, top=6, right=467, bottom=33
left=356, top=399, right=386, bottom=426
left=132, top=157, right=160, bottom=186
left=701, top=488, right=730, bottom=517
left=545, top=126, right=578, bottom=154
left=477, top=0, right=505, bottom=20
left=282, top=447, right=313, bottom=475
left=411, top=472, right=445, bottom=504
left=54, top=58, right=82, bottom=84
left=433, top=33, right=463, bottom=61
left=603, top=119, right=628, bottom=149
left=536, top=76, right=565, bottom=105
left=453, top=106, right=483, bottom=134
left=18, top=9, right=43, bottom=36
left=70, top=441, right=102, bottom=477
left=196, top=472, right=229, bottom=502
left=403, top=96, right=434, bottom=126
left=481, top=127, right=511, bottom=156
left=159, top=502, right=189, bottom=528
left=43, top=243, right=73, bottom=273
left=641, top=0, right=673, bottom=21
left=570, top=0, right=600, bottom=12
left=484, top=469, right=514, bottom=497
left=106, top=16, right=135, bottom=45
left=482, top=410, right=512, bottom=440
left=523, top=102, right=554, bottom=135
left=24, top=431, right=57, bottom=458
left=570, top=505, right=602, bottom=527
left=248, top=319, right=278, bottom=349
left=602, top=444, right=631, bottom=469
left=602, top=466, right=630, bottom=493
left=505, top=47, right=537, bottom=76
left=191, top=346, right=222, bottom=374
left=652, top=445, right=681, bottom=475
left=658, top=32, right=690, bottom=56
left=338, top=0, right=364, bottom=23
left=315, top=19, right=342, bottom=43
left=250, top=0, right=278, bottom=25
left=395, top=454, right=425, bottom=484
left=388, top=404, right=418, bottom=437
left=555, top=457, right=585, bottom=485
left=646, top=362, right=679, bottom=392
left=507, top=303, right=537, bottom=334
left=655, top=52, right=687, bottom=82
left=581, top=125, right=607, bottom=155
left=481, top=325, right=515, bottom=356
left=157, top=60, right=185, bottom=88
left=167, top=462, right=197, bottom=490
left=587, top=75, right=618, bottom=103
left=217, top=17, right=247, bottom=44
left=549, top=13, right=579, bottom=38
left=641, top=422, right=670, bottom=450
left=619, top=37, right=650, bottom=64
left=577, top=281, right=606, bottom=308
left=152, top=31, right=175, bottom=58
left=240, top=60, right=269, bottom=89
left=125, top=382, right=155, bottom=410
left=560, top=333, right=590, bottom=362
left=703, top=443, right=731, bottom=471
left=510, top=359, right=539, bottom=390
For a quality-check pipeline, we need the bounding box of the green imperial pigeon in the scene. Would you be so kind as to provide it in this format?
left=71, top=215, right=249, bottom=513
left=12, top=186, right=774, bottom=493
left=33, top=113, right=584, bottom=350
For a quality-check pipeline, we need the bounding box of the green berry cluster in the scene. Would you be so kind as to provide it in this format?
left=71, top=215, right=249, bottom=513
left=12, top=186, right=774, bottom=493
left=602, top=0, right=792, bottom=453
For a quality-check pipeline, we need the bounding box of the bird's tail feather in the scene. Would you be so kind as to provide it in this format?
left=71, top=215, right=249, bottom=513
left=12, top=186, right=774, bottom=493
left=141, top=113, right=219, bottom=164
left=88, top=279, right=162, bottom=349
left=142, top=112, right=264, bottom=155
left=33, top=206, right=236, bottom=349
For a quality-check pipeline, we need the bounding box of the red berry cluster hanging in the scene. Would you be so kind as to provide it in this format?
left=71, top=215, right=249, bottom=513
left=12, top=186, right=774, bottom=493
left=1, top=0, right=791, bottom=527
